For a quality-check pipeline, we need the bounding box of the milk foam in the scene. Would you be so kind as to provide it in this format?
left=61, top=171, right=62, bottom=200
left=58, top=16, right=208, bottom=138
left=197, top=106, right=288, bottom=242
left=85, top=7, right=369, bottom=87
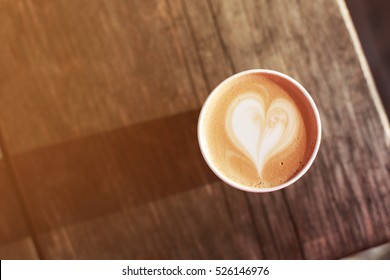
left=226, top=92, right=301, bottom=177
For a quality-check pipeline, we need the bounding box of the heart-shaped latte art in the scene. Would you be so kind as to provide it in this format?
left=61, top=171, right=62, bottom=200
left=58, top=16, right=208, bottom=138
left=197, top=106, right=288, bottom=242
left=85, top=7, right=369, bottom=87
left=226, top=93, right=300, bottom=177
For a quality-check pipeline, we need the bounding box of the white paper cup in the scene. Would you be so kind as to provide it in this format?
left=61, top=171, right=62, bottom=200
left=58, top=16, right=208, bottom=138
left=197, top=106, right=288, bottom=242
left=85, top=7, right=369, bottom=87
left=198, top=69, right=321, bottom=193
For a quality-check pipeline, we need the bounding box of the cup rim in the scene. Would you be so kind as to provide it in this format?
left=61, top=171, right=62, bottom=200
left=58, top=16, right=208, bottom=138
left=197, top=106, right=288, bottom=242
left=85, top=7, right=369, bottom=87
left=197, top=69, right=322, bottom=193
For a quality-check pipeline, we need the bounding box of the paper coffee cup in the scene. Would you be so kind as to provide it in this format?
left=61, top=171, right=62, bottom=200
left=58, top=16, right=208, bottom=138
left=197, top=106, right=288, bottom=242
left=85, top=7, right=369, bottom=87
left=198, top=69, right=321, bottom=193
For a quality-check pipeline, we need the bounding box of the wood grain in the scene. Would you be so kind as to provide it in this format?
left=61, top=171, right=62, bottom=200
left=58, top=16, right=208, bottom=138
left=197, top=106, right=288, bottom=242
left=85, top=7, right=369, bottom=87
left=0, top=157, right=39, bottom=259
left=0, top=0, right=389, bottom=259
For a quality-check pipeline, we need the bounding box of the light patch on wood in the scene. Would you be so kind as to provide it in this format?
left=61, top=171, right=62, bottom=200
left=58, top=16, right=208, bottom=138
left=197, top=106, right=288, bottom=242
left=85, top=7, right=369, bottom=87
left=337, top=0, right=390, bottom=146
left=342, top=242, right=390, bottom=259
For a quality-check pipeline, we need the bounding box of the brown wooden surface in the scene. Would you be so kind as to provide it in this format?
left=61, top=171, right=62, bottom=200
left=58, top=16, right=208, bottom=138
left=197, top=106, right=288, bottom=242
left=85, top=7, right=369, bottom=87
left=0, top=153, right=39, bottom=259
left=0, top=0, right=389, bottom=259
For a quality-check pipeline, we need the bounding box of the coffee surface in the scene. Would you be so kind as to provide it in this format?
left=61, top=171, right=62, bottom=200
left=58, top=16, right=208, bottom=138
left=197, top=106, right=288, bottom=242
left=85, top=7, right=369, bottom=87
left=199, top=73, right=318, bottom=188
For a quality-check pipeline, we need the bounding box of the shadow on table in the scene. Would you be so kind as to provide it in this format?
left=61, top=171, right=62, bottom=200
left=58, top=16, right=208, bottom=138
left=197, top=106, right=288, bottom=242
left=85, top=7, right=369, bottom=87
left=12, top=109, right=217, bottom=231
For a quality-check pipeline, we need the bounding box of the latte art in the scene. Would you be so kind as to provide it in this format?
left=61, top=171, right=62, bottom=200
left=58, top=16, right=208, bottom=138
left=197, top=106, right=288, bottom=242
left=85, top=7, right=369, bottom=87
left=226, top=93, right=301, bottom=177
left=199, top=72, right=318, bottom=188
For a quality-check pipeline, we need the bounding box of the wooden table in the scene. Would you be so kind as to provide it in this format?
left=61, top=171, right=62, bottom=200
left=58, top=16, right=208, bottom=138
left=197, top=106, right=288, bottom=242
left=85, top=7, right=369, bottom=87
left=0, top=0, right=389, bottom=260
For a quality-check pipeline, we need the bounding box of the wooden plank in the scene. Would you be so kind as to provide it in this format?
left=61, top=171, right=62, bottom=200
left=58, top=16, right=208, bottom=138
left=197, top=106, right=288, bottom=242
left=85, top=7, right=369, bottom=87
left=0, top=0, right=388, bottom=260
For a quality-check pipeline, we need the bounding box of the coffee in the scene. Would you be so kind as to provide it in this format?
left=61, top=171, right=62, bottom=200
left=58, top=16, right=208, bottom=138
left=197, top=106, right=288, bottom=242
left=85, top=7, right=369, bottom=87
left=198, top=72, right=319, bottom=188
